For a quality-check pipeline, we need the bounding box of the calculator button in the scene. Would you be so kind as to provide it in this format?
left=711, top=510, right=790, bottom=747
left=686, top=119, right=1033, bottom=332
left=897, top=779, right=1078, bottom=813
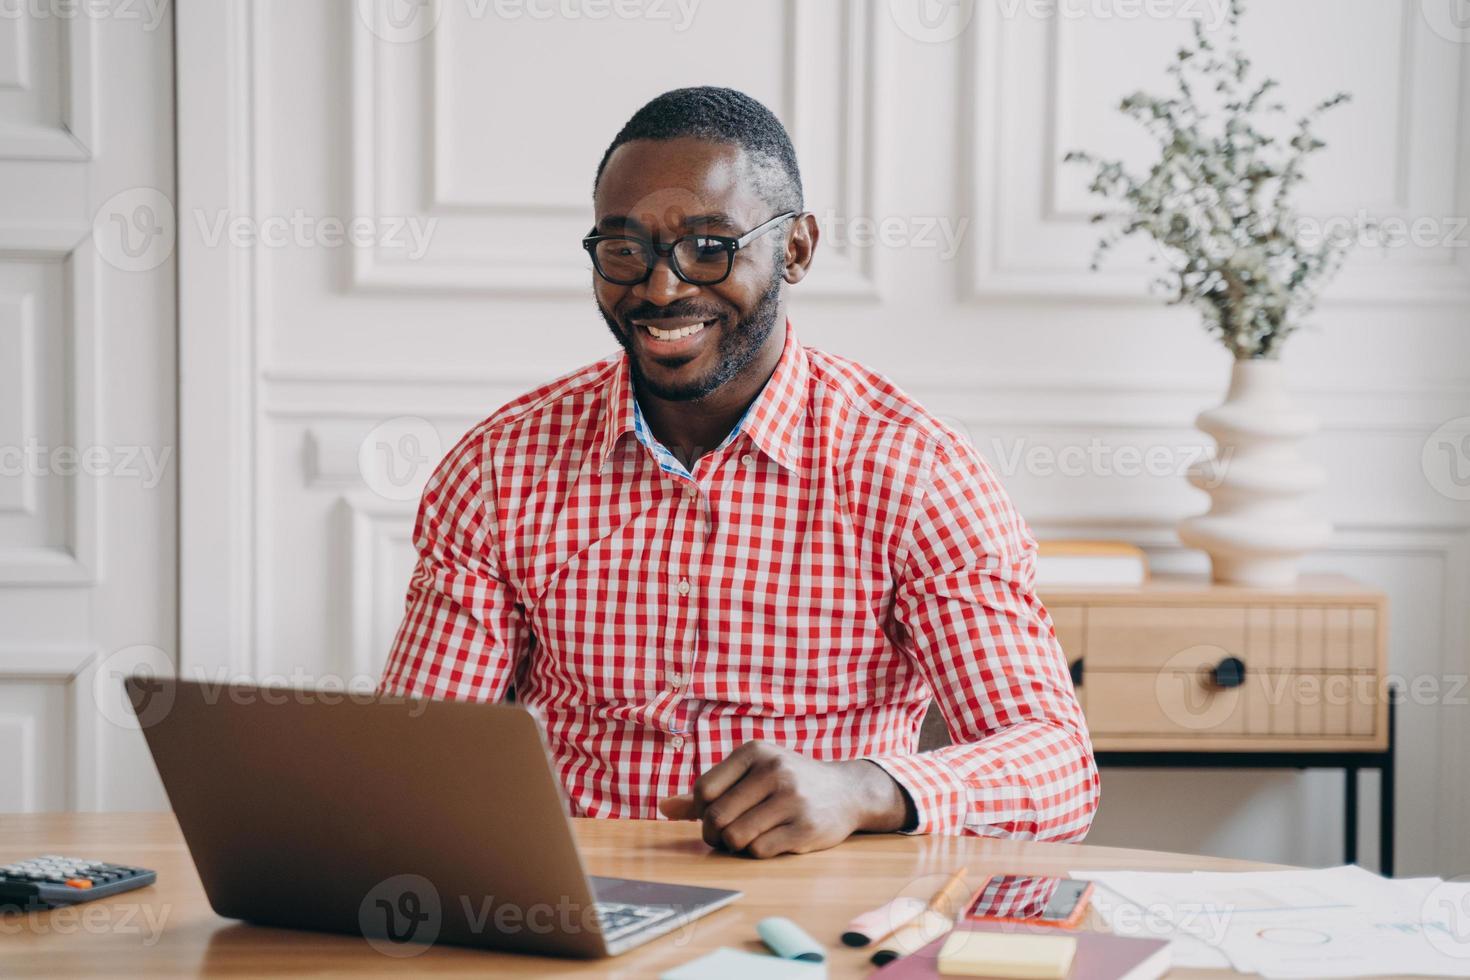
left=64, top=879, right=93, bottom=889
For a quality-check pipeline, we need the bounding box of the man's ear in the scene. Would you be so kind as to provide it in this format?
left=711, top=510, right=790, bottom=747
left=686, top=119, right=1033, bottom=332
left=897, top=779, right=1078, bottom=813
left=782, top=212, right=820, bottom=285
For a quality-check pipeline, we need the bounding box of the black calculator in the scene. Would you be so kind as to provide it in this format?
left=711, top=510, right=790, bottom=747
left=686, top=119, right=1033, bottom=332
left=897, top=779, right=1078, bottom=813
left=0, top=855, right=157, bottom=910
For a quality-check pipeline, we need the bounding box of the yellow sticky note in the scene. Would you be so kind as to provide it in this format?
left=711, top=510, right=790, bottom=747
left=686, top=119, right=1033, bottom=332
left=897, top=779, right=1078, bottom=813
left=936, top=930, right=1077, bottom=979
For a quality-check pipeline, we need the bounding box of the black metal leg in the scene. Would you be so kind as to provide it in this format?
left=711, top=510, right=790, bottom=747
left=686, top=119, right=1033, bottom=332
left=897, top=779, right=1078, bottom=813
left=1380, top=695, right=1397, bottom=877
left=1344, top=765, right=1358, bottom=866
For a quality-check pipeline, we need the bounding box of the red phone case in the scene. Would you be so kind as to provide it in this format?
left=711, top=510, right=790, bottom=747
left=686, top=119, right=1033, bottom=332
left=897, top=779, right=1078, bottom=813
left=965, top=879, right=1093, bottom=930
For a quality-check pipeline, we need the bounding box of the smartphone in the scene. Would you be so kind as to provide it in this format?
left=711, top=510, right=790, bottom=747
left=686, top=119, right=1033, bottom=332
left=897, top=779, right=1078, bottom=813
left=965, top=875, right=1093, bottom=929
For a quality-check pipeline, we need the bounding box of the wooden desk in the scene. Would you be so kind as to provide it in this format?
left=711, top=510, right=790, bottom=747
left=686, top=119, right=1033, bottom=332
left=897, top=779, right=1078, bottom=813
left=0, top=813, right=1284, bottom=979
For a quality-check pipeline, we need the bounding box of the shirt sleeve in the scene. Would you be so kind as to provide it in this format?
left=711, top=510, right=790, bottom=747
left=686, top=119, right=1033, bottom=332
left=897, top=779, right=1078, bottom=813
left=864, top=435, right=1099, bottom=841
left=378, top=427, right=530, bottom=702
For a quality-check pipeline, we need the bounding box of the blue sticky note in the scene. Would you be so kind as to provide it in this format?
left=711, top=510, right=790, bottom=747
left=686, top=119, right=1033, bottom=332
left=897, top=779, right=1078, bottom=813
left=660, top=947, right=827, bottom=980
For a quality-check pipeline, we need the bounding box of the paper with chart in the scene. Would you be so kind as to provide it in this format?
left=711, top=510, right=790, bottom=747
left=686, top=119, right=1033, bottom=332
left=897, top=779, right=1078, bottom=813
left=1072, top=864, right=1470, bottom=978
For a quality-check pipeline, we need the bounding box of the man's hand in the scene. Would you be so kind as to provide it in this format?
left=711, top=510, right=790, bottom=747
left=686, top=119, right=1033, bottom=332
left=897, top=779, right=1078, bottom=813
left=657, top=741, right=915, bottom=858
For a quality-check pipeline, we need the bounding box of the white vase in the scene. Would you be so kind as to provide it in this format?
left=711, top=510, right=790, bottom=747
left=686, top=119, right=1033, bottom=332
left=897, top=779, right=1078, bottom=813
left=1178, top=359, right=1332, bottom=587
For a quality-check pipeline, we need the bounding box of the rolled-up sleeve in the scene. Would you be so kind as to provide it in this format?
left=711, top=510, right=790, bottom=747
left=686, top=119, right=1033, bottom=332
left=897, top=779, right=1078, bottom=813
left=865, top=437, right=1099, bottom=841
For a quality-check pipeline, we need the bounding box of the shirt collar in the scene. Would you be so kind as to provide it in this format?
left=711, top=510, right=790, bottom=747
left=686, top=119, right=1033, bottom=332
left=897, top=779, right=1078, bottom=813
left=739, top=319, right=807, bottom=473
left=594, top=318, right=808, bottom=475
left=593, top=352, right=640, bottom=473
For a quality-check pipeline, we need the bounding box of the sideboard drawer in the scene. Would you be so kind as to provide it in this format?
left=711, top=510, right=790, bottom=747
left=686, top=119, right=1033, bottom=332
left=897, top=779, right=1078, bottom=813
left=1085, top=606, right=1246, bottom=670
left=1085, top=605, right=1381, bottom=674
left=1084, top=670, right=1378, bottom=739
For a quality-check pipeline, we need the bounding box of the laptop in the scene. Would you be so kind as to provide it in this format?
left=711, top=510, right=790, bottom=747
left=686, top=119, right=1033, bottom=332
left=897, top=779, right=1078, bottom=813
left=125, top=676, right=740, bottom=958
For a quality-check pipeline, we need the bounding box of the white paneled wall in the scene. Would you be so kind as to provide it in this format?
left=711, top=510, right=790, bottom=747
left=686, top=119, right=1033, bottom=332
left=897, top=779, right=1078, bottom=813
left=0, top=8, right=175, bottom=810
left=178, top=0, right=1470, bottom=874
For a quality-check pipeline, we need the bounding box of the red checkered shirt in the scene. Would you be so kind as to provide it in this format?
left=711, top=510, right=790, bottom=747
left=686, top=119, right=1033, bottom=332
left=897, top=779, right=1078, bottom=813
left=379, top=321, right=1099, bottom=840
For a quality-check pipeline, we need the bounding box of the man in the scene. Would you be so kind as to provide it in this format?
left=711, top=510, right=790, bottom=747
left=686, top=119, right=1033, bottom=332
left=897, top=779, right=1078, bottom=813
left=379, top=86, right=1098, bottom=858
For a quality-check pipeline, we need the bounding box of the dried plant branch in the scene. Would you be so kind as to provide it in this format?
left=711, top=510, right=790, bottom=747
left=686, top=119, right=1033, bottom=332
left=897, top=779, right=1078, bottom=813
left=1064, top=0, right=1354, bottom=360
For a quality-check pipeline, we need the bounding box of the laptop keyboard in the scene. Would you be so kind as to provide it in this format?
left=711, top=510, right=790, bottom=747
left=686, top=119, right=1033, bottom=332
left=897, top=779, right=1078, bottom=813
left=594, top=900, right=678, bottom=941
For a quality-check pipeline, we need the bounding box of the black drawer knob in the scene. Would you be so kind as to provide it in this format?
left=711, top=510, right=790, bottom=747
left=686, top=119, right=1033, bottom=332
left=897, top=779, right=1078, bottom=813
left=1069, top=657, right=1084, bottom=686
left=1210, top=656, right=1247, bottom=689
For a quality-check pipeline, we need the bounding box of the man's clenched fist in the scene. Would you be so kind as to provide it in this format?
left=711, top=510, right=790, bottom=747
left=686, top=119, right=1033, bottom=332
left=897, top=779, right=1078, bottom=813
left=658, top=741, right=915, bottom=858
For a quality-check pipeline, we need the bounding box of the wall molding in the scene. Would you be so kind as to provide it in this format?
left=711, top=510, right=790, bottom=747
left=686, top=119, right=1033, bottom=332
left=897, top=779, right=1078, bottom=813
left=0, top=644, right=97, bottom=680
left=255, top=365, right=1470, bottom=441
left=0, top=243, right=100, bottom=585
left=176, top=0, right=260, bottom=675
left=0, top=12, right=95, bottom=161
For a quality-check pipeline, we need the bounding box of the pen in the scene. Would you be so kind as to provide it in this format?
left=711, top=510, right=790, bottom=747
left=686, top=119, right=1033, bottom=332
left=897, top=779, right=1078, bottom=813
left=924, top=866, right=971, bottom=916
left=869, top=866, right=972, bottom=966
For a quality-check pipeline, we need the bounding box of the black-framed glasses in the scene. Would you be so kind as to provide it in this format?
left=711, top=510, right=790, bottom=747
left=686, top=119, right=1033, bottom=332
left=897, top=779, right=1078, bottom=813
left=582, top=211, right=798, bottom=286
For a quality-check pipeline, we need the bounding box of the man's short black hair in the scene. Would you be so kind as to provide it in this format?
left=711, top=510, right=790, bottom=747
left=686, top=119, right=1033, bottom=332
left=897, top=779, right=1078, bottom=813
left=594, top=86, right=804, bottom=214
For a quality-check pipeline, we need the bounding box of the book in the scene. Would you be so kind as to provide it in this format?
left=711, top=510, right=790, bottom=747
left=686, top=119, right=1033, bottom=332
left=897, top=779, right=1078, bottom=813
left=1035, top=540, right=1148, bottom=588
left=871, top=926, right=1169, bottom=980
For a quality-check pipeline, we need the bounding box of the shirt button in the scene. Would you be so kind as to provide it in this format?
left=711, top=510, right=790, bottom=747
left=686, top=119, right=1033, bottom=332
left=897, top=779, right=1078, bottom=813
left=676, top=578, right=691, bottom=596
left=670, top=735, right=685, bottom=749
left=740, top=454, right=753, bottom=467
left=667, top=671, right=684, bottom=690
left=684, top=483, right=697, bottom=497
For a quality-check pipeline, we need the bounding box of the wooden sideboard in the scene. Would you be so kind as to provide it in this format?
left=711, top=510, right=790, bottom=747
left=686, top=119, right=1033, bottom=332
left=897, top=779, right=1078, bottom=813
left=1043, top=574, right=1389, bottom=753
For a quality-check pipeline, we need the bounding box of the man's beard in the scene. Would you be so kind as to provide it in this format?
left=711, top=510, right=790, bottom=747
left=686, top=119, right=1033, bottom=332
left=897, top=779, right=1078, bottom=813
left=598, top=269, right=784, bottom=402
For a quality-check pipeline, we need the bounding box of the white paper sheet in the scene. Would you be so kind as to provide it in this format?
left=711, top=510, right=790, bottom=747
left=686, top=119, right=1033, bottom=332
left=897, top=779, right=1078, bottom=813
left=1072, top=865, right=1470, bottom=978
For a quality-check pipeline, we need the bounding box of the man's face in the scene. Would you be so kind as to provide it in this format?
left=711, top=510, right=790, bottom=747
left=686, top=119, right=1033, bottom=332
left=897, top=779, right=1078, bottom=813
left=591, top=137, right=790, bottom=402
